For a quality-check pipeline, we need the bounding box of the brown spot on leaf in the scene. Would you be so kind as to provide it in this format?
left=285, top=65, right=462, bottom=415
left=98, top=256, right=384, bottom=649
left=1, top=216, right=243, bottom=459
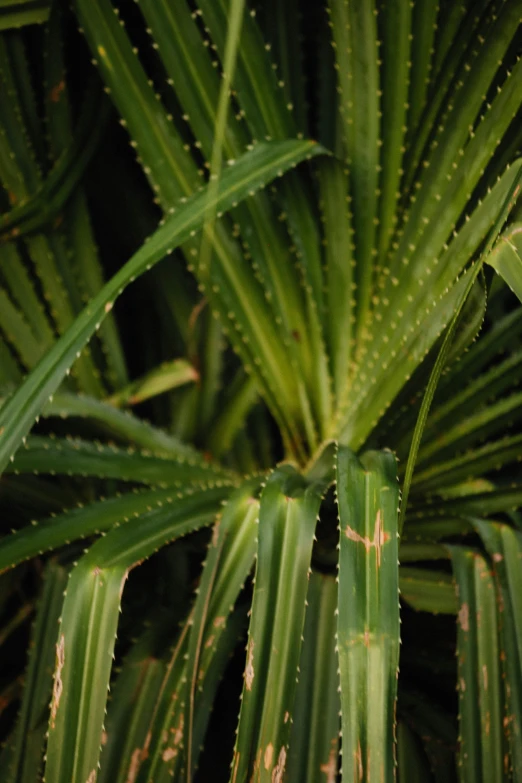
left=264, top=743, right=274, bottom=770
left=172, top=714, right=184, bottom=746
left=231, top=752, right=240, bottom=783
left=284, top=711, right=290, bottom=723
left=355, top=741, right=363, bottom=781
left=50, top=634, right=65, bottom=729
left=86, top=771, right=96, bottom=783
left=211, top=520, right=220, bottom=547
left=245, top=638, right=255, bottom=690
left=458, top=603, right=469, bottom=632
left=162, top=748, right=177, bottom=762
left=482, top=664, right=488, bottom=691
left=272, top=746, right=286, bottom=783
left=344, top=510, right=390, bottom=567
left=50, top=80, right=65, bottom=102
left=320, top=740, right=337, bottom=782
left=213, top=616, right=226, bottom=628
left=104, top=302, right=113, bottom=314
left=126, top=748, right=142, bottom=783
left=363, top=628, right=371, bottom=648
left=250, top=749, right=261, bottom=781
left=492, top=553, right=503, bottom=562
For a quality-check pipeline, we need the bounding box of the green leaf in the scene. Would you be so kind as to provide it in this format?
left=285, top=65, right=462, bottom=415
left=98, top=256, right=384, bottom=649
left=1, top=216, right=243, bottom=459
left=106, top=359, right=198, bottom=408
left=406, top=0, right=438, bottom=136
left=185, top=479, right=261, bottom=779
left=0, top=1, right=49, bottom=30
left=0, top=242, right=54, bottom=352
left=0, top=84, right=109, bottom=240
left=448, top=547, right=506, bottom=782
left=79, top=0, right=324, bottom=452
left=377, top=0, right=412, bottom=261
left=397, top=721, right=434, bottom=783
left=7, top=435, right=234, bottom=485
left=4, top=559, right=68, bottom=783
left=0, top=138, right=325, bottom=476
left=336, top=446, right=400, bottom=783
left=129, top=614, right=192, bottom=783
left=327, top=0, right=380, bottom=336
left=96, top=623, right=168, bottom=783
left=471, top=521, right=522, bottom=778
left=318, top=157, right=354, bottom=404
left=29, top=391, right=204, bottom=460
left=231, top=466, right=326, bottom=782
left=411, top=485, right=522, bottom=519
left=399, top=568, right=457, bottom=615
left=195, top=0, right=332, bottom=441
left=410, top=434, right=522, bottom=495
left=44, top=487, right=226, bottom=783
left=486, top=223, right=522, bottom=304
left=0, top=484, right=232, bottom=574
left=397, top=164, right=522, bottom=530
left=287, top=571, right=340, bottom=783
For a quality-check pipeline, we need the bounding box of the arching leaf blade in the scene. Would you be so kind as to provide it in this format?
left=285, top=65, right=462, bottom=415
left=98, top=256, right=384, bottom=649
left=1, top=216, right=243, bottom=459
left=0, top=138, right=325, bottom=476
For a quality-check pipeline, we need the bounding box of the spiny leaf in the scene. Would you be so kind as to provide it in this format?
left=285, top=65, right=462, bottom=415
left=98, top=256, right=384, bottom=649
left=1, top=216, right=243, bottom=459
left=0, top=138, right=325, bottom=476
left=486, top=223, right=522, bottom=305
left=44, top=487, right=226, bottom=783
left=4, top=559, right=68, bottom=783
left=399, top=568, right=457, bottom=615
left=185, top=478, right=261, bottom=779
left=287, top=571, right=340, bottom=783
left=105, top=359, right=198, bottom=408
left=26, top=391, right=203, bottom=460
left=231, top=466, right=327, bottom=782
left=336, top=446, right=400, bottom=783
left=0, top=485, right=232, bottom=574
left=448, top=547, right=506, bottom=782
left=471, top=520, right=522, bottom=777
left=6, top=435, right=233, bottom=484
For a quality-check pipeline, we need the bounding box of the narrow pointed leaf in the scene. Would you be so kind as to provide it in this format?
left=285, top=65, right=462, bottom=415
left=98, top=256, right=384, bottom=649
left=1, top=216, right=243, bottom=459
left=0, top=484, right=231, bottom=574
left=106, top=359, right=198, bottom=408
left=44, top=486, right=227, bottom=782
left=0, top=138, right=324, bottom=476
left=185, top=479, right=261, bottom=779
left=4, top=559, right=68, bottom=783
left=287, top=571, right=340, bottom=783
left=448, top=547, right=506, bottom=782
left=7, top=435, right=231, bottom=485
left=472, top=521, right=522, bottom=777
left=336, top=446, right=400, bottom=783
left=486, top=224, right=522, bottom=305
left=0, top=1, right=49, bottom=30
left=231, top=466, right=327, bottom=782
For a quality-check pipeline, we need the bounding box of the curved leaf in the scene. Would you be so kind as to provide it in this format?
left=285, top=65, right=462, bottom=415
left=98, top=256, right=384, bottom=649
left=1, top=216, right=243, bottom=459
left=0, top=138, right=325, bottom=476
left=487, top=223, right=522, bottom=304
left=44, top=486, right=227, bottom=783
